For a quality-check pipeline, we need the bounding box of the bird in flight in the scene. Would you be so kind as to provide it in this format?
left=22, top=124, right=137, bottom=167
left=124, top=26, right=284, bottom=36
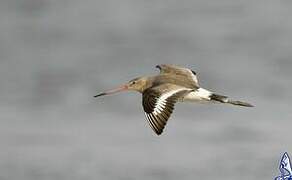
left=94, top=64, right=253, bottom=135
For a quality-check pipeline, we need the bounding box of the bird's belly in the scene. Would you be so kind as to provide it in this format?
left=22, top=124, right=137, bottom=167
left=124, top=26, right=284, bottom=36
left=180, top=89, right=212, bottom=103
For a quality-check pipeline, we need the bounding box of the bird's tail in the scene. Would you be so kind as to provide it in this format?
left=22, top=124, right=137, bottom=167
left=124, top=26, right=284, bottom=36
left=209, top=93, right=254, bottom=107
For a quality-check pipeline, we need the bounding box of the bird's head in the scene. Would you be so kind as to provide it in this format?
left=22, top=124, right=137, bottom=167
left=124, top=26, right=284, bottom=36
left=94, top=77, right=148, bottom=98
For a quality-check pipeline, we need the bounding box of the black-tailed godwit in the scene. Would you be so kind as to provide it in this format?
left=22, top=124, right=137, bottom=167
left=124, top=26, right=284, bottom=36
left=95, top=64, right=253, bottom=135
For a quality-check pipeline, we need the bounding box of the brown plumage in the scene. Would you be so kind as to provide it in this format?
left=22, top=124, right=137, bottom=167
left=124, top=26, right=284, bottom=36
left=95, top=64, right=253, bottom=135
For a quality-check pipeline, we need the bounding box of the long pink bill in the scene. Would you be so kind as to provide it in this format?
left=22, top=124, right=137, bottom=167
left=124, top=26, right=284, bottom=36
left=94, top=85, right=128, bottom=98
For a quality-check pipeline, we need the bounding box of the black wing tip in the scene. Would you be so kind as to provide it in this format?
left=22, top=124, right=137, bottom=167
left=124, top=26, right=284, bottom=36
left=155, top=129, right=163, bottom=136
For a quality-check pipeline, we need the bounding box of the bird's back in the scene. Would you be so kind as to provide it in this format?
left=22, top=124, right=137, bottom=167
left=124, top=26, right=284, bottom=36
left=154, top=64, right=199, bottom=89
left=150, top=74, right=198, bottom=90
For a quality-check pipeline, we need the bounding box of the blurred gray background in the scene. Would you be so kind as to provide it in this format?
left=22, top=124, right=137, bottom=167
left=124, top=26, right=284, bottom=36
left=1, top=0, right=292, bottom=180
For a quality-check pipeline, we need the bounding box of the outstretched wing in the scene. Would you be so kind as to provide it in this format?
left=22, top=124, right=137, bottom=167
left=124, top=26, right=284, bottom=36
left=142, top=84, right=192, bottom=135
left=156, top=64, right=199, bottom=86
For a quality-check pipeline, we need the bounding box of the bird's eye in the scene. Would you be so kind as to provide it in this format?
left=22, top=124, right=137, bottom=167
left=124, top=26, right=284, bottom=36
left=131, top=81, right=136, bottom=85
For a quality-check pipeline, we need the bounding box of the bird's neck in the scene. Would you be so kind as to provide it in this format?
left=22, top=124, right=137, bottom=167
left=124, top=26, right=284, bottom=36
left=139, top=76, right=155, bottom=93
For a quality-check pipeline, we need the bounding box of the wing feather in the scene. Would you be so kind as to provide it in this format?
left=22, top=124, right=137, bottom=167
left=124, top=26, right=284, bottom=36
left=142, top=84, right=192, bottom=135
left=156, top=64, right=199, bottom=86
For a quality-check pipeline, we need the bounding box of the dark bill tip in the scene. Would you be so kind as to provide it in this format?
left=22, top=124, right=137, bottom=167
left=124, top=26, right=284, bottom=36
left=94, top=93, right=106, bottom=98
